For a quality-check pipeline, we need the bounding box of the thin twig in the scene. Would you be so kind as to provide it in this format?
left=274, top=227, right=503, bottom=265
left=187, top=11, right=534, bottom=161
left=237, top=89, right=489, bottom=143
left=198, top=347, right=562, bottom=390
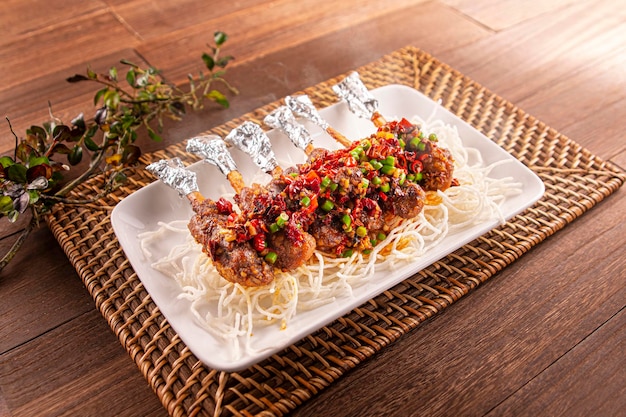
left=0, top=215, right=38, bottom=274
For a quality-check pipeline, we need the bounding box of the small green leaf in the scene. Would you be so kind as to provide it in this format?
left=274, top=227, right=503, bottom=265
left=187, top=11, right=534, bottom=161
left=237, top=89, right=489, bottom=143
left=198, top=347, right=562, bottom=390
left=216, top=55, right=234, bottom=68
left=0, top=196, right=13, bottom=213
left=94, top=88, right=108, bottom=106
left=50, top=143, right=71, bottom=155
left=113, top=171, right=128, bottom=184
left=126, top=68, right=137, bottom=87
left=7, top=164, right=28, bottom=183
left=214, top=31, right=228, bottom=46
left=109, top=66, right=118, bottom=81
left=87, top=68, right=97, bottom=79
left=85, top=125, right=99, bottom=142
left=103, top=90, right=120, bottom=110
left=27, top=190, right=40, bottom=204
left=202, top=53, right=215, bottom=71
left=16, top=142, right=36, bottom=163
left=68, top=145, right=83, bottom=165
left=147, top=126, right=163, bottom=142
left=0, top=156, right=14, bottom=168
left=27, top=125, right=47, bottom=141
left=83, top=135, right=100, bottom=151
left=71, top=113, right=86, bottom=130
left=52, top=124, right=72, bottom=142
left=28, top=155, right=49, bottom=167
left=205, top=90, right=229, bottom=108
left=7, top=209, right=19, bottom=223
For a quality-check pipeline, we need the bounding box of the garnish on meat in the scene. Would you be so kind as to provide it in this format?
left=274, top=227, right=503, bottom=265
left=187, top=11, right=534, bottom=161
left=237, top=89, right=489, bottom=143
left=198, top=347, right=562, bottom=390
left=185, top=117, right=455, bottom=286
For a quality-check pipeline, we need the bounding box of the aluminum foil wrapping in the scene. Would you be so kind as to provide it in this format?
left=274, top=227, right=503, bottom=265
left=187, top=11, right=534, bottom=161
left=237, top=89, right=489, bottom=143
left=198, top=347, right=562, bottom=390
left=186, top=135, right=238, bottom=176
left=332, top=71, right=378, bottom=120
left=224, top=121, right=278, bottom=173
left=285, top=95, right=330, bottom=130
left=146, top=158, right=198, bottom=197
left=263, top=106, right=313, bottom=151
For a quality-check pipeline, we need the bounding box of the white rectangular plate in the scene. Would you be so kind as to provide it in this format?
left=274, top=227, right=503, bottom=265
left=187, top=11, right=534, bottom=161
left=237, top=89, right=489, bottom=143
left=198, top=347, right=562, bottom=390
left=111, top=84, right=545, bottom=371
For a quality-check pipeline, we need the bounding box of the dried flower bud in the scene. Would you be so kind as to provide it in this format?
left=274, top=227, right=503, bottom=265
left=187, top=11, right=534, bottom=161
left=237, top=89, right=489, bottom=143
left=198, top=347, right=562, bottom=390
left=94, top=106, right=108, bottom=125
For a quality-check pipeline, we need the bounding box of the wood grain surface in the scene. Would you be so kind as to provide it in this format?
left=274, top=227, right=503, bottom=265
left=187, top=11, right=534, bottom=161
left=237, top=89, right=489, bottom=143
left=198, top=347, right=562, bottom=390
left=1, top=1, right=624, bottom=416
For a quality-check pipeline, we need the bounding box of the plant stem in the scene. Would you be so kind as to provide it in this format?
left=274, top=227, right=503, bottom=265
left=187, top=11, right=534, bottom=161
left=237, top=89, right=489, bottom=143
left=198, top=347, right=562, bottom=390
left=0, top=215, right=38, bottom=274
left=55, top=148, right=107, bottom=197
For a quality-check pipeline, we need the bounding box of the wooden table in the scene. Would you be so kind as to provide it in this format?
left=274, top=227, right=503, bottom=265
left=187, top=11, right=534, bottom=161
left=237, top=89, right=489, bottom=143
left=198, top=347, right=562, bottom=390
left=1, top=1, right=624, bottom=416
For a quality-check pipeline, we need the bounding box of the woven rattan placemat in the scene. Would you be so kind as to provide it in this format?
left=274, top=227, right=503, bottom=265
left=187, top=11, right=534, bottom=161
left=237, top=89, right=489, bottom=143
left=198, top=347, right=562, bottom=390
left=47, top=46, right=624, bottom=416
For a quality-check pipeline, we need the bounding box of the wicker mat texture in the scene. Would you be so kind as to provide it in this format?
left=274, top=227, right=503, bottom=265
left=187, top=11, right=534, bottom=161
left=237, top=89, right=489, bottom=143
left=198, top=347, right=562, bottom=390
left=47, top=46, right=625, bottom=417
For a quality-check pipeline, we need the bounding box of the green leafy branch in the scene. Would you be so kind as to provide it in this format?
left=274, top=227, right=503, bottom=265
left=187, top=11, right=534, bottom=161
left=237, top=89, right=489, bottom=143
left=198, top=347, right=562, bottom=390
left=0, top=31, right=236, bottom=273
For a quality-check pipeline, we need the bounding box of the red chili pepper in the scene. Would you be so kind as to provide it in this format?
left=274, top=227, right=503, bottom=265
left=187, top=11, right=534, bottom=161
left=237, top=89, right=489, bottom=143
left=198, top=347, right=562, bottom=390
left=304, top=170, right=321, bottom=192
left=362, top=197, right=377, bottom=213
left=398, top=118, right=413, bottom=131
left=216, top=197, right=233, bottom=214
left=253, top=233, right=267, bottom=252
left=411, top=159, right=423, bottom=173
left=247, top=218, right=263, bottom=236
left=396, top=155, right=407, bottom=169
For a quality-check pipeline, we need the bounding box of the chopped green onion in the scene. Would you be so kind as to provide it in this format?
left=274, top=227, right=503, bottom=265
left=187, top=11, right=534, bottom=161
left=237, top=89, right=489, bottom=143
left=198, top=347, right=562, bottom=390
left=417, top=141, right=426, bottom=151
left=321, top=199, right=335, bottom=212
left=380, top=183, right=390, bottom=193
left=371, top=176, right=382, bottom=185
left=276, top=212, right=289, bottom=227
left=341, top=214, right=351, bottom=227
left=300, top=196, right=311, bottom=207
left=361, top=178, right=370, bottom=189
left=428, top=133, right=438, bottom=141
left=329, top=182, right=339, bottom=192
left=407, top=173, right=415, bottom=182
left=360, top=139, right=371, bottom=150
left=370, top=238, right=378, bottom=246
left=264, top=251, right=278, bottom=264
left=289, top=172, right=298, bottom=178
left=409, top=137, right=421, bottom=148
left=377, top=232, right=387, bottom=241
left=269, top=222, right=280, bottom=233
left=380, top=164, right=395, bottom=175
left=383, top=155, right=396, bottom=166
left=414, top=172, right=423, bottom=181
left=370, top=160, right=383, bottom=170
left=356, top=226, right=367, bottom=237
left=362, top=249, right=372, bottom=255
left=398, top=138, right=406, bottom=148
left=398, top=171, right=406, bottom=185
left=321, top=176, right=332, bottom=188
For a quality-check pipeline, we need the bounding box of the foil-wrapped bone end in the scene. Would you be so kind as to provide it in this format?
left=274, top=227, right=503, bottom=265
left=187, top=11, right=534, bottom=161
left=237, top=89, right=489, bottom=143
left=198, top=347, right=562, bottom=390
left=285, top=95, right=329, bottom=130
left=264, top=106, right=313, bottom=151
left=225, top=121, right=278, bottom=173
left=146, top=158, right=198, bottom=197
left=332, top=71, right=379, bottom=120
left=186, top=135, right=238, bottom=176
